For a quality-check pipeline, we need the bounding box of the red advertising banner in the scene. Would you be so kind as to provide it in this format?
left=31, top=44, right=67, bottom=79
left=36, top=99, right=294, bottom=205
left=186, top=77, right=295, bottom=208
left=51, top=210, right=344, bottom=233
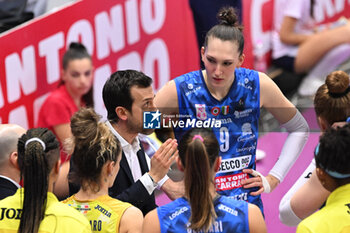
left=0, top=0, right=199, bottom=128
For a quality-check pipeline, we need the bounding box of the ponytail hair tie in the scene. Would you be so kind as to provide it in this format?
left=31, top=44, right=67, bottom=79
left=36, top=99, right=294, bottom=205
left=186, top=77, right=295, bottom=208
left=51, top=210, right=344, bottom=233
left=25, top=138, right=46, bottom=151
left=329, top=86, right=350, bottom=98
left=192, top=135, right=204, bottom=142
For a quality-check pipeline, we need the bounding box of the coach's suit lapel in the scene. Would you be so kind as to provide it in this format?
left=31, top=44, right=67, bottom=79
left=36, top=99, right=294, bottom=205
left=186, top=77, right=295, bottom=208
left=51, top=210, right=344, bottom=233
left=119, top=151, right=134, bottom=183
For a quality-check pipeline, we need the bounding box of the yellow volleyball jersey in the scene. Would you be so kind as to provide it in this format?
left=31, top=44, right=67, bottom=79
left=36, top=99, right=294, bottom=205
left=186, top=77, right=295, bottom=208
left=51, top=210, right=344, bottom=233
left=62, top=194, right=132, bottom=233
left=0, top=189, right=91, bottom=233
left=297, top=183, right=350, bottom=233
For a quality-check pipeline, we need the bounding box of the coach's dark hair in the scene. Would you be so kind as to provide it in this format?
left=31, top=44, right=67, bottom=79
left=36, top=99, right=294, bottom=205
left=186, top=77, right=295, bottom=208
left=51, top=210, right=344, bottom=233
left=204, top=7, right=244, bottom=55
left=60, top=42, right=94, bottom=108
left=17, top=128, right=59, bottom=233
left=315, top=124, right=350, bottom=185
left=314, top=71, right=350, bottom=127
left=178, top=128, right=219, bottom=232
left=102, top=70, right=153, bottom=123
left=68, top=108, right=121, bottom=192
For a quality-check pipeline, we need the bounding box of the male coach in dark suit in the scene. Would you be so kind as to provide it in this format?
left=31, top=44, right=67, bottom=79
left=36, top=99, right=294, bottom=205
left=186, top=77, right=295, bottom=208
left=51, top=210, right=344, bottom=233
left=0, top=124, right=26, bottom=200
left=103, top=70, right=183, bottom=215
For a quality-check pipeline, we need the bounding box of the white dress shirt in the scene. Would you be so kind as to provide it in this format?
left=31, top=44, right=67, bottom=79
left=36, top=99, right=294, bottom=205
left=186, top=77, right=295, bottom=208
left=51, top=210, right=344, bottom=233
left=106, top=121, right=168, bottom=195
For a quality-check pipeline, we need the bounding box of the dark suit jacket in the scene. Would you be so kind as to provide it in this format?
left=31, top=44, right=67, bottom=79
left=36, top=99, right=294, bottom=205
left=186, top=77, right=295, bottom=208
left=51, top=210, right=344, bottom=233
left=0, top=176, right=18, bottom=200
left=109, top=148, right=157, bottom=216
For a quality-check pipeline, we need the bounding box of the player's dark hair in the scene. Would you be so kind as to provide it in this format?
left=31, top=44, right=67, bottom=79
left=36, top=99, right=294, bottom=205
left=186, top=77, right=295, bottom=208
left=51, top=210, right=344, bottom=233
left=60, top=42, right=94, bottom=107
left=102, top=70, right=153, bottom=122
left=68, top=108, right=121, bottom=192
left=314, top=70, right=350, bottom=126
left=17, top=128, right=59, bottom=233
left=178, top=128, right=219, bottom=232
left=204, top=7, right=244, bottom=55
left=315, top=124, right=350, bottom=185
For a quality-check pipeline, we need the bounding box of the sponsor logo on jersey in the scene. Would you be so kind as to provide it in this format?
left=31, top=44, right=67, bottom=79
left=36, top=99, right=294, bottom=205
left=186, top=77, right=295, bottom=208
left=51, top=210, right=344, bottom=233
left=226, top=192, right=249, bottom=201
left=216, top=117, right=233, bottom=125
left=218, top=204, right=238, bottom=216
left=185, top=86, right=201, bottom=96
left=209, top=106, right=230, bottom=116
left=195, top=104, right=207, bottom=120
left=234, top=108, right=252, bottom=119
left=345, top=203, right=350, bottom=214
left=0, top=208, right=22, bottom=220
left=218, top=155, right=252, bottom=173
left=221, top=105, right=229, bottom=115
left=169, top=206, right=189, bottom=220
left=211, top=107, right=220, bottom=116
left=237, top=123, right=256, bottom=142
left=215, top=172, right=248, bottom=191
left=95, top=204, right=112, bottom=218
left=238, top=78, right=253, bottom=90
left=237, top=98, right=245, bottom=111
left=236, top=145, right=256, bottom=153
left=68, top=203, right=91, bottom=214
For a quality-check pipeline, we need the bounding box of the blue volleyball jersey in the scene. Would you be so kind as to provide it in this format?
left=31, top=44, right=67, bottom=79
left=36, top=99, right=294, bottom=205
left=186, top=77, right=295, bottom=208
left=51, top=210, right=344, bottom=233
left=157, top=196, right=249, bottom=233
left=173, top=68, right=262, bottom=211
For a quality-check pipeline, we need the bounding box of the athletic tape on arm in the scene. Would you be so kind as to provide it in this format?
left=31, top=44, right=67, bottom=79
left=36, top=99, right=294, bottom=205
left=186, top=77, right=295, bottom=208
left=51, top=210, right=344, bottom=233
left=251, top=169, right=271, bottom=193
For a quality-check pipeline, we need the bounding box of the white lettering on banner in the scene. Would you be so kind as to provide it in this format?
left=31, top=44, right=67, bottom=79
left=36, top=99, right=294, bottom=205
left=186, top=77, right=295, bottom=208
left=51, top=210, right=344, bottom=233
left=125, top=0, right=140, bottom=45
left=5, top=46, right=37, bottom=103
left=141, top=0, right=166, bottom=34
left=0, top=0, right=201, bottom=127
left=335, top=0, right=345, bottom=12
left=9, top=106, right=28, bottom=129
left=218, top=155, right=252, bottom=173
left=33, top=94, right=49, bottom=126
left=314, top=0, right=347, bottom=22
left=93, top=64, right=112, bottom=118
left=215, top=173, right=248, bottom=191
left=117, top=51, right=142, bottom=71
left=39, top=32, right=64, bottom=84
left=66, top=19, right=94, bottom=55
left=143, top=39, right=169, bottom=89
left=95, top=4, right=125, bottom=59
